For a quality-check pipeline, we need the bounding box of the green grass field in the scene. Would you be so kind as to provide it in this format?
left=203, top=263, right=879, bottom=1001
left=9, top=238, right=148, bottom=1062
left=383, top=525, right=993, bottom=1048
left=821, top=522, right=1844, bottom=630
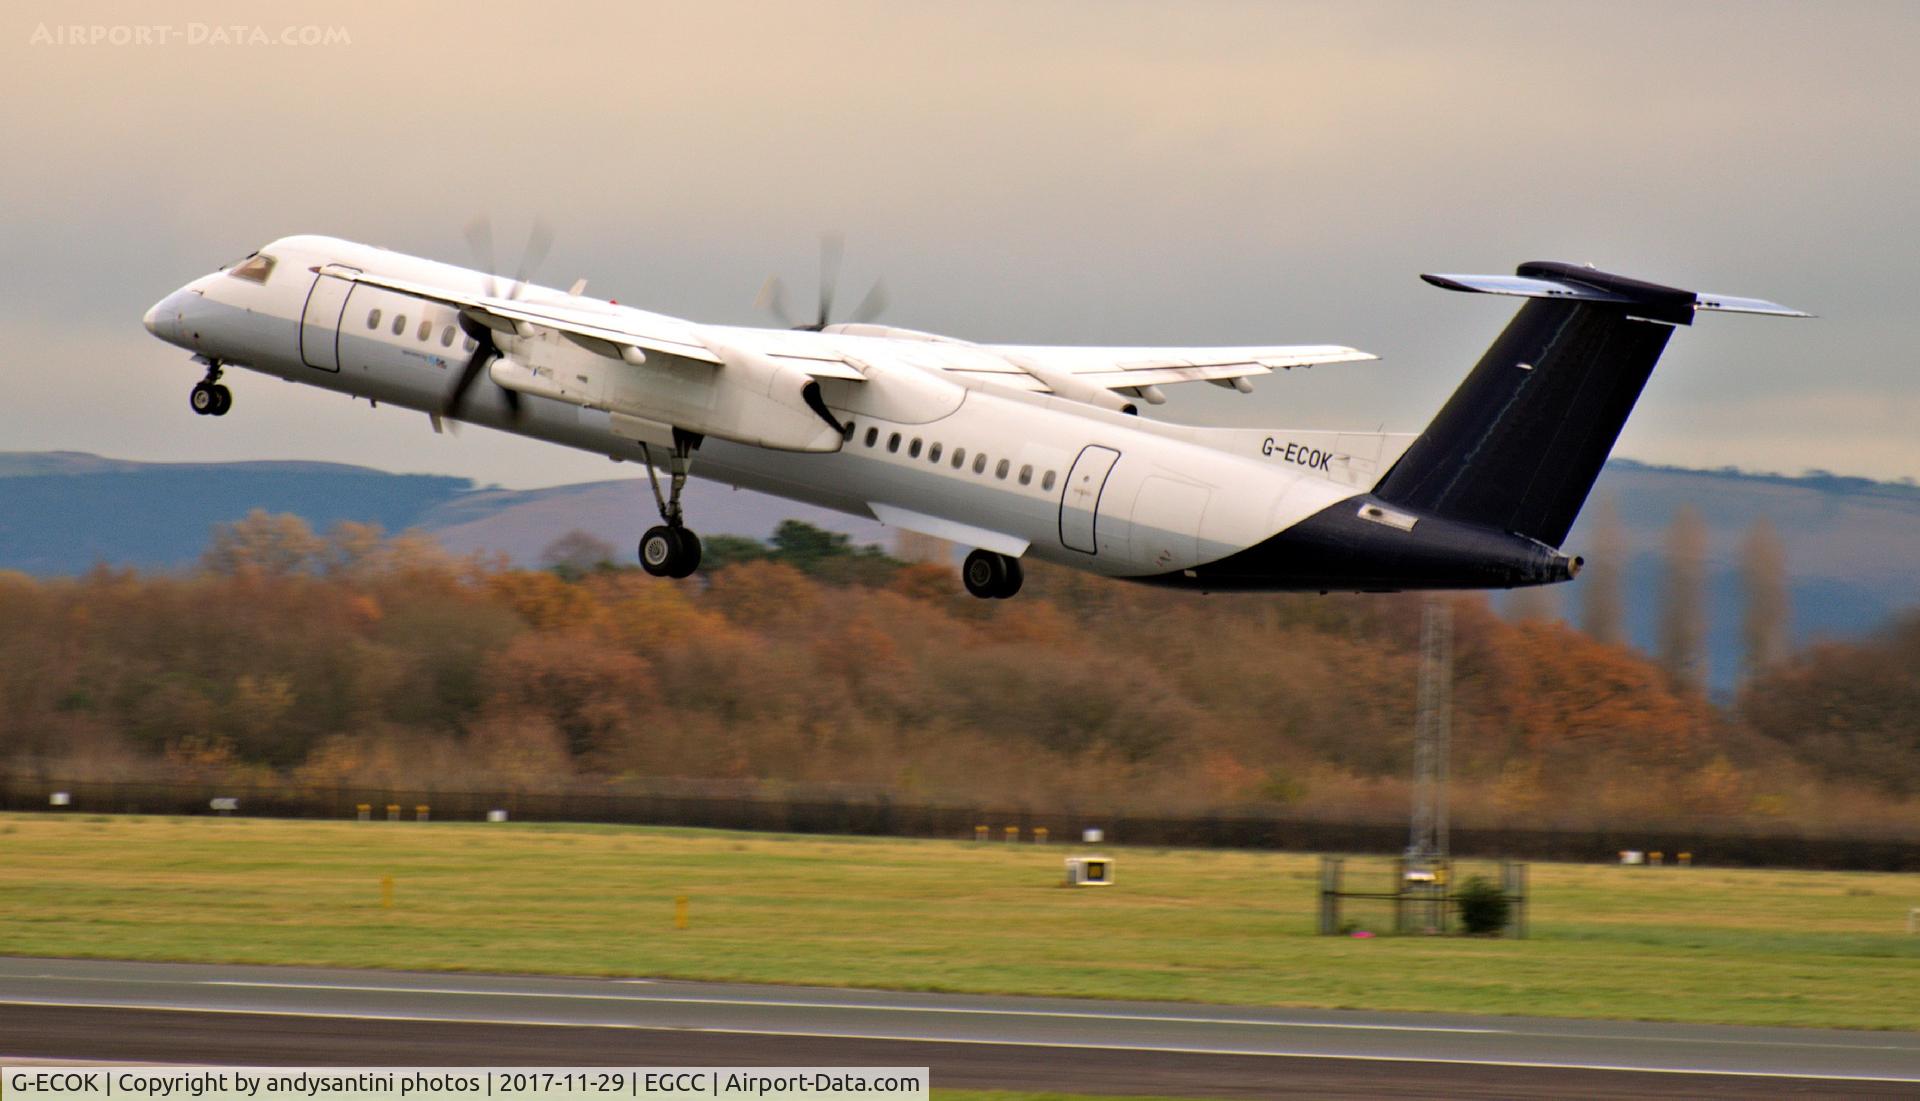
left=1, top=813, right=1916, bottom=1030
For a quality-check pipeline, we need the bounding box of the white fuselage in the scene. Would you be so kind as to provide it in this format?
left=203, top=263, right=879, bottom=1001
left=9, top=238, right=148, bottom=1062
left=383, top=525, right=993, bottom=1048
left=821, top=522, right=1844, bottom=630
left=145, top=236, right=1408, bottom=580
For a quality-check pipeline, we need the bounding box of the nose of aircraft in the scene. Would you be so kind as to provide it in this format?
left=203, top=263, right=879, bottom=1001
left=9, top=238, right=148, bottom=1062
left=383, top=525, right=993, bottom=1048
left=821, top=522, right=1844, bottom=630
left=143, top=288, right=188, bottom=344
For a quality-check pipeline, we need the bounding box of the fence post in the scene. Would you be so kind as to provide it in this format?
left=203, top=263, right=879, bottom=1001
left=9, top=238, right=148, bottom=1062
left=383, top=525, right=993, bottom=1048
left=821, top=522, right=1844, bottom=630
left=1318, top=856, right=1343, bottom=935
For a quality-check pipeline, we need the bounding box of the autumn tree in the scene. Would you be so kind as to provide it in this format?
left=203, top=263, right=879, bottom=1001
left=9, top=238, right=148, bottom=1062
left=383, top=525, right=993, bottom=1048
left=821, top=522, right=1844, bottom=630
left=540, top=530, right=618, bottom=580
left=1739, top=517, right=1789, bottom=682
left=1658, top=505, right=1709, bottom=693
left=1743, top=614, right=1920, bottom=796
left=1580, top=496, right=1627, bottom=645
left=202, top=510, right=325, bottom=576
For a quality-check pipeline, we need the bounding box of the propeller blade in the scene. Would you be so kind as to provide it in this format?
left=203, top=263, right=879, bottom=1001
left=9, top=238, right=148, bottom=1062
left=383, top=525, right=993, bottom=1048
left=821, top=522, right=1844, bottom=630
left=755, top=275, right=796, bottom=328
left=847, top=279, right=888, bottom=325
left=464, top=216, right=499, bottom=298
left=814, top=231, right=844, bottom=330
left=508, top=218, right=554, bottom=301
left=445, top=314, right=497, bottom=421
left=444, top=347, right=492, bottom=421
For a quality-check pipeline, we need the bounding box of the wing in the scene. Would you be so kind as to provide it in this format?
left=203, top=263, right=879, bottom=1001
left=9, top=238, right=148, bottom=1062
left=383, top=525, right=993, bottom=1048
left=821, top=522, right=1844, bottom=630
left=815, top=323, right=1374, bottom=401
left=329, top=265, right=732, bottom=366
left=332, top=266, right=860, bottom=380
left=987, top=343, right=1378, bottom=393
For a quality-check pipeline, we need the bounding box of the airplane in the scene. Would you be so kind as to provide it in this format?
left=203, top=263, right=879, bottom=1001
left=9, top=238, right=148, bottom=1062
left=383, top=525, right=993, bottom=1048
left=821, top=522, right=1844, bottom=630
left=142, top=235, right=1805, bottom=598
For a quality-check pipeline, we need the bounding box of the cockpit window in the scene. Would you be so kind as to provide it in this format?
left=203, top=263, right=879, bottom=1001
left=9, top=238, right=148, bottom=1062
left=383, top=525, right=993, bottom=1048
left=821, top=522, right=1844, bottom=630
left=228, top=254, right=277, bottom=284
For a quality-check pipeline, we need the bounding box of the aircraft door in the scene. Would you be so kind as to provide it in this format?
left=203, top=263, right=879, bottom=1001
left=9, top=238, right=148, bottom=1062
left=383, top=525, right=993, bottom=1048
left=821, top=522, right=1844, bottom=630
left=299, top=268, right=358, bottom=371
left=1059, top=444, right=1121, bottom=554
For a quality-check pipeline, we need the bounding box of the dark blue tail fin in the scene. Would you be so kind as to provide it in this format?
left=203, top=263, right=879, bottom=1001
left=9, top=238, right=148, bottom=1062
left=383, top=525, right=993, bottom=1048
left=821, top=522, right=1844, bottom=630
left=1374, top=262, right=1804, bottom=548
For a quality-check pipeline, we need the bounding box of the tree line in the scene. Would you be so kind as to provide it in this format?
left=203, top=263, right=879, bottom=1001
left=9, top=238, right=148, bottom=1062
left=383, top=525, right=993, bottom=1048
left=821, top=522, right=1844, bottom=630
left=0, top=509, right=1913, bottom=835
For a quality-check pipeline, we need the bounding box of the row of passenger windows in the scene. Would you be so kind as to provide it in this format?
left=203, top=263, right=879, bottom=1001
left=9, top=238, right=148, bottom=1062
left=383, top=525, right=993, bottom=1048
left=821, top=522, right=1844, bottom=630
left=367, top=308, right=478, bottom=353
left=859, top=424, right=1056, bottom=491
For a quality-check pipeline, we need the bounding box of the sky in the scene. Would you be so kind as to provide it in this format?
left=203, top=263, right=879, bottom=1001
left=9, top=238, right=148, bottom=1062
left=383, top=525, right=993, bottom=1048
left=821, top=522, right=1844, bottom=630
left=3, top=1, right=1915, bottom=489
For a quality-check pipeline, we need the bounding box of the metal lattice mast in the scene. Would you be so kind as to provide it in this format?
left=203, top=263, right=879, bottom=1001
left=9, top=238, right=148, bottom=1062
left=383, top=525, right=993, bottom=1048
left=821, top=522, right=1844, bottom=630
left=1406, top=598, right=1453, bottom=865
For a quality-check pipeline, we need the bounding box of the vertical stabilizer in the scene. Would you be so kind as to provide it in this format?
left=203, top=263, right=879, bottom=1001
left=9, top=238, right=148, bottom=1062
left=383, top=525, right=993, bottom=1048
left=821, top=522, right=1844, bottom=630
left=1374, top=262, right=1804, bottom=548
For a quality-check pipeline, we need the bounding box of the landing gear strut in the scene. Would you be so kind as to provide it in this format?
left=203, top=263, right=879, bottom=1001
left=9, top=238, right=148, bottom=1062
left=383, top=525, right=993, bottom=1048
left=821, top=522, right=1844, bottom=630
left=638, top=430, right=703, bottom=579
left=963, top=549, right=1024, bottom=599
left=189, top=359, right=231, bottom=417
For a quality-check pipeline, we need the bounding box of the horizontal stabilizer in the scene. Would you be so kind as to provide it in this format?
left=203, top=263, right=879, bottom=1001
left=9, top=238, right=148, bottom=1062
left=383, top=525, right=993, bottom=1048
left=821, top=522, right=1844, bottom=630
left=1423, top=262, right=1809, bottom=324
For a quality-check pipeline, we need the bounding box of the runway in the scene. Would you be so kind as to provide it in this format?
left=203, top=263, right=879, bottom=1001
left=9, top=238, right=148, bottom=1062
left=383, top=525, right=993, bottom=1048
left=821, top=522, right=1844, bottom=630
left=2, top=958, right=1915, bottom=1098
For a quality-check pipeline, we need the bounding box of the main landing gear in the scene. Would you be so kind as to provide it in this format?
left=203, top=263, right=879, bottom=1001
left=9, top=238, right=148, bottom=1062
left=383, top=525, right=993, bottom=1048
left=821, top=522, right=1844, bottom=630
left=189, top=359, right=231, bottom=417
left=638, top=430, right=703, bottom=579
left=963, top=549, right=1024, bottom=599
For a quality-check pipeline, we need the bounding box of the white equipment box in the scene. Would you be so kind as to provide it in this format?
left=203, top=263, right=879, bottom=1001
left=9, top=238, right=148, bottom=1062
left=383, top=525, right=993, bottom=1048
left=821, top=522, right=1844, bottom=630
left=1065, top=855, right=1114, bottom=886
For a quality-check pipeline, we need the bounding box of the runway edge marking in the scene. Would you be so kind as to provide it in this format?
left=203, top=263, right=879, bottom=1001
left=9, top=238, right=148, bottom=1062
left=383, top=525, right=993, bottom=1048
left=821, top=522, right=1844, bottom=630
left=0, top=999, right=1914, bottom=1085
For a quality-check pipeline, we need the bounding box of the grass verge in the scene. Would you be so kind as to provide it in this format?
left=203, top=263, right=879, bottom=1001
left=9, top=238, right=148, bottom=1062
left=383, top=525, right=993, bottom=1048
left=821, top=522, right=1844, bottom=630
left=1, top=813, right=1915, bottom=1029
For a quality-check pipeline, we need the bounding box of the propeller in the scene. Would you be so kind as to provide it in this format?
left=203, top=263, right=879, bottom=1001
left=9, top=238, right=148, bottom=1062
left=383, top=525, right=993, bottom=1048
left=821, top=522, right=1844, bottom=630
left=756, top=233, right=887, bottom=332
left=443, top=217, right=552, bottom=426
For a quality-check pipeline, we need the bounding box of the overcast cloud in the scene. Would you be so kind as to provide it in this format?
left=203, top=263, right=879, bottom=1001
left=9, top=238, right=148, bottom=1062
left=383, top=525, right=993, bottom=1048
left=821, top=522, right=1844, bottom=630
left=2, top=1, right=1912, bottom=488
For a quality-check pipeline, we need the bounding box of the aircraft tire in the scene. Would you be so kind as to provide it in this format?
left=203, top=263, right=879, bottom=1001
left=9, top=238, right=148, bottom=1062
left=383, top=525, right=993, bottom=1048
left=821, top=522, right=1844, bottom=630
left=209, top=385, right=232, bottom=416
left=639, top=525, right=679, bottom=577
left=963, top=549, right=1008, bottom=599
left=189, top=382, right=216, bottom=416
left=994, top=556, right=1023, bottom=599
left=667, top=529, right=702, bottom=579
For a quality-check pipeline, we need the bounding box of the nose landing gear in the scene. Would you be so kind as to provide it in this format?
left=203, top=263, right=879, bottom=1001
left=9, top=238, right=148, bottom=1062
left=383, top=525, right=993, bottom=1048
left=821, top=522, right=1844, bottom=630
left=963, top=549, right=1024, bottom=599
left=189, top=359, right=231, bottom=417
left=637, top=430, right=703, bottom=579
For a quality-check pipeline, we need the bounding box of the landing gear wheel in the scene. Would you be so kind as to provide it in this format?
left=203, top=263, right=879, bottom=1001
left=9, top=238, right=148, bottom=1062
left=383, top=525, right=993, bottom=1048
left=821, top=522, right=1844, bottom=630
left=963, top=549, right=1022, bottom=599
left=190, top=360, right=230, bottom=417
left=669, top=529, right=702, bottom=579
left=639, top=526, right=680, bottom=577
left=639, top=525, right=702, bottom=579
left=996, top=555, right=1023, bottom=599
left=638, top=430, right=705, bottom=579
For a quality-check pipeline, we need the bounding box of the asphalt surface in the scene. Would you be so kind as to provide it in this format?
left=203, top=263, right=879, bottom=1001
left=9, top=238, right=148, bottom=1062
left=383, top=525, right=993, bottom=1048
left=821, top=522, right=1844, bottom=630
left=2, top=957, right=1915, bottom=1098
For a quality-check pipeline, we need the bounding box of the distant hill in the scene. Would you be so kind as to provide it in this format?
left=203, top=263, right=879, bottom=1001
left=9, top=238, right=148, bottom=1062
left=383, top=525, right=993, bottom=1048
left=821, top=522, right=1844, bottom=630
left=0, top=452, right=471, bottom=575
left=417, top=479, right=890, bottom=564
left=3, top=450, right=1915, bottom=688
left=1558, top=461, right=1920, bottom=691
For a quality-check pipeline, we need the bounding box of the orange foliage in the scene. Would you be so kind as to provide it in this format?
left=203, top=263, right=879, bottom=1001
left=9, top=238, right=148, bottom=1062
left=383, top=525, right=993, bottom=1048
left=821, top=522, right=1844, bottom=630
left=2, top=514, right=1910, bottom=834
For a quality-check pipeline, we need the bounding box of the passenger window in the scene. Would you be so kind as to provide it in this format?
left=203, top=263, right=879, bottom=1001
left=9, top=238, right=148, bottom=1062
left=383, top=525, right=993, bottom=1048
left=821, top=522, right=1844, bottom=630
left=888, top=432, right=901, bottom=453
left=441, top=325, right=456, bottom=347
left=417, top=320, right=432, bottom=341
left=865, top=427, right=878, bottom=447
left=909, top=438, right=922, bottom=458
left=392, top=315, right=406, bottom=336
left=463, top=337, right=477, bottom=352
left=973, top=454, right=987, bottom=474
left=1018, top=464, right=1033, bottom=486
left=1042, top=470, right=1057, bottom=491
left=952, top=448, right=966, bottom=469
left=995, top=459, right=1010, bottom=480
left=367, top=309, right=382, bottom=329
left=928, top=443, right=942, bottom=463
left=228, top=254, right=276, bottom=284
